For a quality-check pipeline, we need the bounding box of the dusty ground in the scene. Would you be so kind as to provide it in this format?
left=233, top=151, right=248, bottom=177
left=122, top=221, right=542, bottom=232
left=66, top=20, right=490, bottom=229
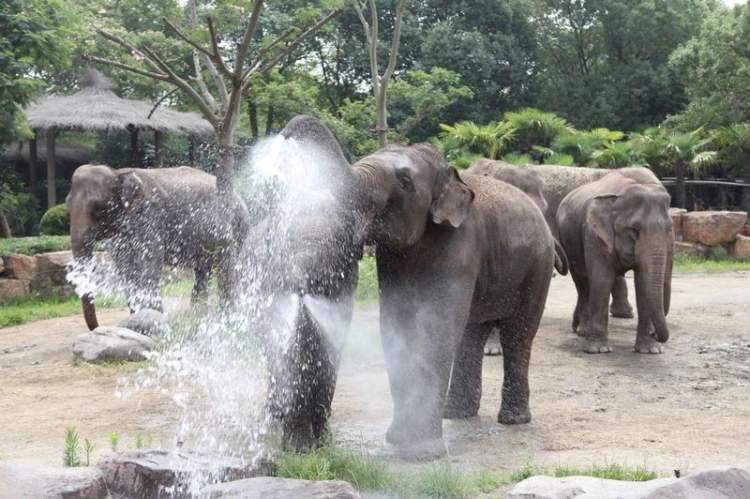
left=2, top=272, right=750, bottom=481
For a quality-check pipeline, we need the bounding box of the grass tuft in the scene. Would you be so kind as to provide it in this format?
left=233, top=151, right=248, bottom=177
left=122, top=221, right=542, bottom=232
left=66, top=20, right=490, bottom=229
left=63, top=426, right=81, bottom=467
left=673, top=254, right=750, bottom=273
left=0, top=236, right=71, bottom=257
left=0, top=294, right=123, bottom=329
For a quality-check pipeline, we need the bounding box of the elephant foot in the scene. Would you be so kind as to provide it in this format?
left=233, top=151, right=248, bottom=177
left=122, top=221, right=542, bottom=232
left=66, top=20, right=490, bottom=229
left=574, top=325, right=588, bottom=338
left=483, top=331, right=502, bottom=356
left=634, top=337, right=664, bottom=354
left=385, top=423, right=411, bottom=446
left=498, top=405, right=531, bottom=425
left=610, top=304, right=634, bottom=319
left=395, top=438, right=447, bottom=461
left=584, top=339, right=612, bottom=354
left=443, top=401, right=479, bottom=419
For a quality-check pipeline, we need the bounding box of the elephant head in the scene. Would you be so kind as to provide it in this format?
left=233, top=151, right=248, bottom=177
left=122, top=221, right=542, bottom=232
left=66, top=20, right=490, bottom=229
left=585, top=184, right=673, bottom=342
left=353, top=143, right=475, bottom=248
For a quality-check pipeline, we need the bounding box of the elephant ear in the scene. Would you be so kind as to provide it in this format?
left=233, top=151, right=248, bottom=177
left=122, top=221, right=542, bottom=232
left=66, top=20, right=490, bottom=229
left=118, top=172, right=146, bottom=214
left=586, top=194, right=618, bottom=255
left=430, top=167, right=475, bottom=228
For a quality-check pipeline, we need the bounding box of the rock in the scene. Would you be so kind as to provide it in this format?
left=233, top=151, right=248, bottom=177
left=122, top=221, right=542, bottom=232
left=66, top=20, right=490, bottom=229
left=674, top=241, right=709, bottom=258
left=730, top=234, right=750, bottom=261
left=508, top=467, right=750, bottom=499
left=72, top=326, right=155, bottom=363
left=119, top=309, right=170, bottom=337
left=0, top=279, right=30, bottom=301
left=98, top=450, right=274, bottom=499
left=34, top=250, right=74, bottom=287
left=669, top=208, right=687, bottom=241
left=0, top=461, right=108, bottom=499
left=682, top=210, right=748, bottom=246
left=201, top=477, right=361, bottom=499
left=5, top=253, right=37, bottom=280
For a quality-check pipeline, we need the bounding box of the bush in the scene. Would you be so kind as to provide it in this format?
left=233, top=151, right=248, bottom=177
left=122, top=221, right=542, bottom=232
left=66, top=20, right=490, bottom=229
left=0, top=175, right=40, bottom=236
left=40, top=204, right=70, bottom=235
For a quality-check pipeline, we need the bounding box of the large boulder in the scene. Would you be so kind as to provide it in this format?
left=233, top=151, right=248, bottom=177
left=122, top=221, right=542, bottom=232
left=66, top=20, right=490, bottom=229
left=730, top=234, right=750, bottom=261
left=98, top=450, right=274, bottom=499
left=34, top=250, right=74, bottom=287
left=0, top=279, right=30, bottom=301
left=674, top=241, right=709, bottom=258
left=118, top=309, right=170, bottom=337
left=0, top=461, right=108, bottom=499
left=669, top=208, right=687, bottom=241
left=682, top=211, right=748, bottom=247
left=4, top=253, right=36, bottom=280
left=72, top=326, right=155, bottom=363
left=508, top=467, right=750, bottom=499
left=201, top=477, right=361, bottom=499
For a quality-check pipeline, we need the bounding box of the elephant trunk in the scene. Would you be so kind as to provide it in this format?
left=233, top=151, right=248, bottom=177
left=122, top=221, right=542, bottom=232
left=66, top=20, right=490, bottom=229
left=636, top=245, right=669, bottom=343
left=71, top=219, right=99, bottom=331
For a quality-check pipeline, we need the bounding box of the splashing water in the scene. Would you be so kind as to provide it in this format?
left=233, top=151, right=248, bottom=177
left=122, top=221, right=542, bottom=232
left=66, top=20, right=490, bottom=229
left=69, top=133, right=356, bottom=484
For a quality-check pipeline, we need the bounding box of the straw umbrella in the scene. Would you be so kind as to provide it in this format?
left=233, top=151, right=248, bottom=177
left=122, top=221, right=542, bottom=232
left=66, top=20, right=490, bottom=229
left=24, top=70, right=213, bottom=208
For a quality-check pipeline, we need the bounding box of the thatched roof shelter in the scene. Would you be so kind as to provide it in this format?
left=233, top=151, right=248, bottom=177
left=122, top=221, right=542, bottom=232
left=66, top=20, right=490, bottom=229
left=24, top=70, right=213, bottom=207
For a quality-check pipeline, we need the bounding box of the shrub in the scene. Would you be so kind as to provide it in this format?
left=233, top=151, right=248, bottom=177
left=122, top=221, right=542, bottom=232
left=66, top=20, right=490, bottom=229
left=0, top=177, right=40, bottom=236
left=40, top=203, right=70, bottom=236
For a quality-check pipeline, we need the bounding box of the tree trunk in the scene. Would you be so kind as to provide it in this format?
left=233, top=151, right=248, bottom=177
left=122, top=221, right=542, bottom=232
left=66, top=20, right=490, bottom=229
left=674, top=160, right=686, bottom=209
left=46, top=128, right=57, bottom=208
left=265, top=105, right=275, bottom=136
left=154, top=130, right=163, bottom=167
left=0, top=213, right=11, bottom=238
left=130, top=128, right=139, bottom=166
left=376, top=86, right=388, bottom=148
left=29, top=134, right=38, bottom=195
left=249, top=97, right=259, bottom=139
left=216, top=128, right=235, bottom=195
left=743, top=150, right=750, bottom=214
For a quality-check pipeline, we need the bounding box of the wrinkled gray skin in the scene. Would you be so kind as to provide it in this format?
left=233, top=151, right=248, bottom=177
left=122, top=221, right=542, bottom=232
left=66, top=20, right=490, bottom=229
left=68, top=165, right=250, bottom=330
left=557, top=170, right=674, bottom=354
left=249, top=116, right=361, bottom=453
left=469, top=160, right=659, bottom=355
left=352, top=144, right=555, bottom=460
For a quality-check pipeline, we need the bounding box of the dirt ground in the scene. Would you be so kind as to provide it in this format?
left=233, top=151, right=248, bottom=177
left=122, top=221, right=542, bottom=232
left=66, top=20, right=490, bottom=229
left=2, top=272, right=750, bottom=481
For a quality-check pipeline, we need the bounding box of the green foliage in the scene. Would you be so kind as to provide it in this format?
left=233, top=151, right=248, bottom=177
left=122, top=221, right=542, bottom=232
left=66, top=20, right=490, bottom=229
left=63, top=426, right=81, bottom=467
left=134, top=432, right=144, bottom=450
left=502, top=152, right=535, bottom=165
left=438, top=121, right=516, bottom=161
left=40, top=204, right=70, bottom=236
left=355, top=255, right=378, bottom=303
left=511, top=461, right=658, bottom=482
left=504, top=108, right=571, bottom=154
left=83, top=439, right=95, bottom=467
left=0, top=293, right=121, bottom=328
left=109, top=432, right=120, bottom=453
left=674, top=254, right=750, bottom=273
left=0, top=236, right=70, bottom=257
left=0, top=173, right=41, bottom=236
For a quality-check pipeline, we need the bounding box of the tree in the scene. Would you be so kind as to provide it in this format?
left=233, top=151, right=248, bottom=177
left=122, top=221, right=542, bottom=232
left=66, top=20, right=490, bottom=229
left=353, top=0, right=407, bottom=148
left=436, top=121, right=516, bottom=168
left=503, top=108, right=571, bottom=156
left=0, top=0, right=76, bottom=149
left=552, top=127, right=625, bottom=165
left=87, top=1, right=341, bottom=192
left=712, top=123, right=750, bottom=212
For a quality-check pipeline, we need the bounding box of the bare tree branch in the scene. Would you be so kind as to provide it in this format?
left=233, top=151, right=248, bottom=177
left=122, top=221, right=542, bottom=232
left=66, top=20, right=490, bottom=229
left=148, top=88, right=180, bottom=118
left=207, top=16, right=233, bottom=77
left=233, top=0, right=264, bottom=80
left=255, top=27, right=297, bottom=62
left=383, top=0, right=406, bottom=82
left=163, top=17, right=214, bottom=60
left=186, top=0, right=223, bottom=110
left=83, top=54, right=169, bottom=81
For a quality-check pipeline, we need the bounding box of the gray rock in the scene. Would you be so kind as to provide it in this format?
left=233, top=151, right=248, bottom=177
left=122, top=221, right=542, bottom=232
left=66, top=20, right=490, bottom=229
left=508, top=467, right=750, bottom=499
left=0, top=461, right=108, bottom=499
left=200, top=477, right=361, bottom=499
left=72, top=326, right=155, bottom=363
left=98, top=450, right=274, bottom=499
left=118, top=309, right=170, bottom=337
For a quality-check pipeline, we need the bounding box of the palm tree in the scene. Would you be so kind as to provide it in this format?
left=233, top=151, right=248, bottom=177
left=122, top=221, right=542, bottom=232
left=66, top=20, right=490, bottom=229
left=552, top=128, right=625, bottom=166
left=712, top=123, right=750, bottom=213
left=590, top=141, right=641, bottom=168
left=503, top=108, right=571, bottom=154
left=438, top=121, right=516, bottom=163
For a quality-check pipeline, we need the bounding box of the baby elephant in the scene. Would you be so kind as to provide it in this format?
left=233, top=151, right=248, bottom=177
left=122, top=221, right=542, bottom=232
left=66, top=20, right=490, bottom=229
left=557, top=169, right=673, bottom=354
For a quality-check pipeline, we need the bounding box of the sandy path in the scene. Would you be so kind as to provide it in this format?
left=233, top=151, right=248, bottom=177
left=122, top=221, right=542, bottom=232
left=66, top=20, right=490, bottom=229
left=1, top=272, right=749, bottom=479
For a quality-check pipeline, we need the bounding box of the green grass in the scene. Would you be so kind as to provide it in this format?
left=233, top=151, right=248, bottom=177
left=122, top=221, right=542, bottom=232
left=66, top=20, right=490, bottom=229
left=277, top=447, right=660, bottom=498
left=0, top=294, right=123, bottom=328
left=0, top=236, right=71, bottom=257
left=673, top=254, right=750, bottom=273
left=356, top=254, right=378, bottom=304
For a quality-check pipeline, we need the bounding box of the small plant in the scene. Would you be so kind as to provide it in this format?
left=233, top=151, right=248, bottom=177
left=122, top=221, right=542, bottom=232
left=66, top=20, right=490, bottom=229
left=39, top=203, right=70, bottom=235
left=134, top=432, right=144, bottom=450
left=83, top=438, right=95, bottom=466
left=63, top=426, right=81, bottom=467
left=109, top=432, right=120, bottom=452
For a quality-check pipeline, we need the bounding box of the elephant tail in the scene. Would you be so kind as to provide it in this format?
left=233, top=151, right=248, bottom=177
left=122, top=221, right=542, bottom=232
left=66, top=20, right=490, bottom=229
left=553, top=239, right=569, bottom=276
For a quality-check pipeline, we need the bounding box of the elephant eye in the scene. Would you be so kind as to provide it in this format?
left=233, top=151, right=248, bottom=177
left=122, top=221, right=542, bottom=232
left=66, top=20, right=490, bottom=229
left=395, top=169, right=415, bottom=192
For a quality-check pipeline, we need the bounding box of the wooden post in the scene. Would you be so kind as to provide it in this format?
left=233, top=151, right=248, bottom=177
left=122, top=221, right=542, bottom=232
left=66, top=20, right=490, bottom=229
left=46, top=128, right=57, bottom=208
left=154, top=130, right=163, bottom=167
left=130, top=127, right=139, bottom=166
left=29, top=133, right=38, bottom=195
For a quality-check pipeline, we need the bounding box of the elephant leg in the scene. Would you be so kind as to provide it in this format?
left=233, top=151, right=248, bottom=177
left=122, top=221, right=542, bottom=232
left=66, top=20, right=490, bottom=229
left=610, top=274, right=635, bottom=318
left=570, top=270, right=590, bottom=337
left=191, top=259, right=212, bottom=305
left=444, top=322, right=494, bottom=419
left=483, top=328, right=502, bottom=356
left=584, top=266, right=615, bottom=354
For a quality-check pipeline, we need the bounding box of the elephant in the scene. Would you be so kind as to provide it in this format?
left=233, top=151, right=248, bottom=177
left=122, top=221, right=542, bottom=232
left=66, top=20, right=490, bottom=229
left=245, top=115, right=362, bottom=452
left=351, top=143, right=556, bottom=459
left=469, top=160, right=662, bottom=355
left=556, top=169, right=674, bottom=354
left=68, top=164, right=250, bottom=330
